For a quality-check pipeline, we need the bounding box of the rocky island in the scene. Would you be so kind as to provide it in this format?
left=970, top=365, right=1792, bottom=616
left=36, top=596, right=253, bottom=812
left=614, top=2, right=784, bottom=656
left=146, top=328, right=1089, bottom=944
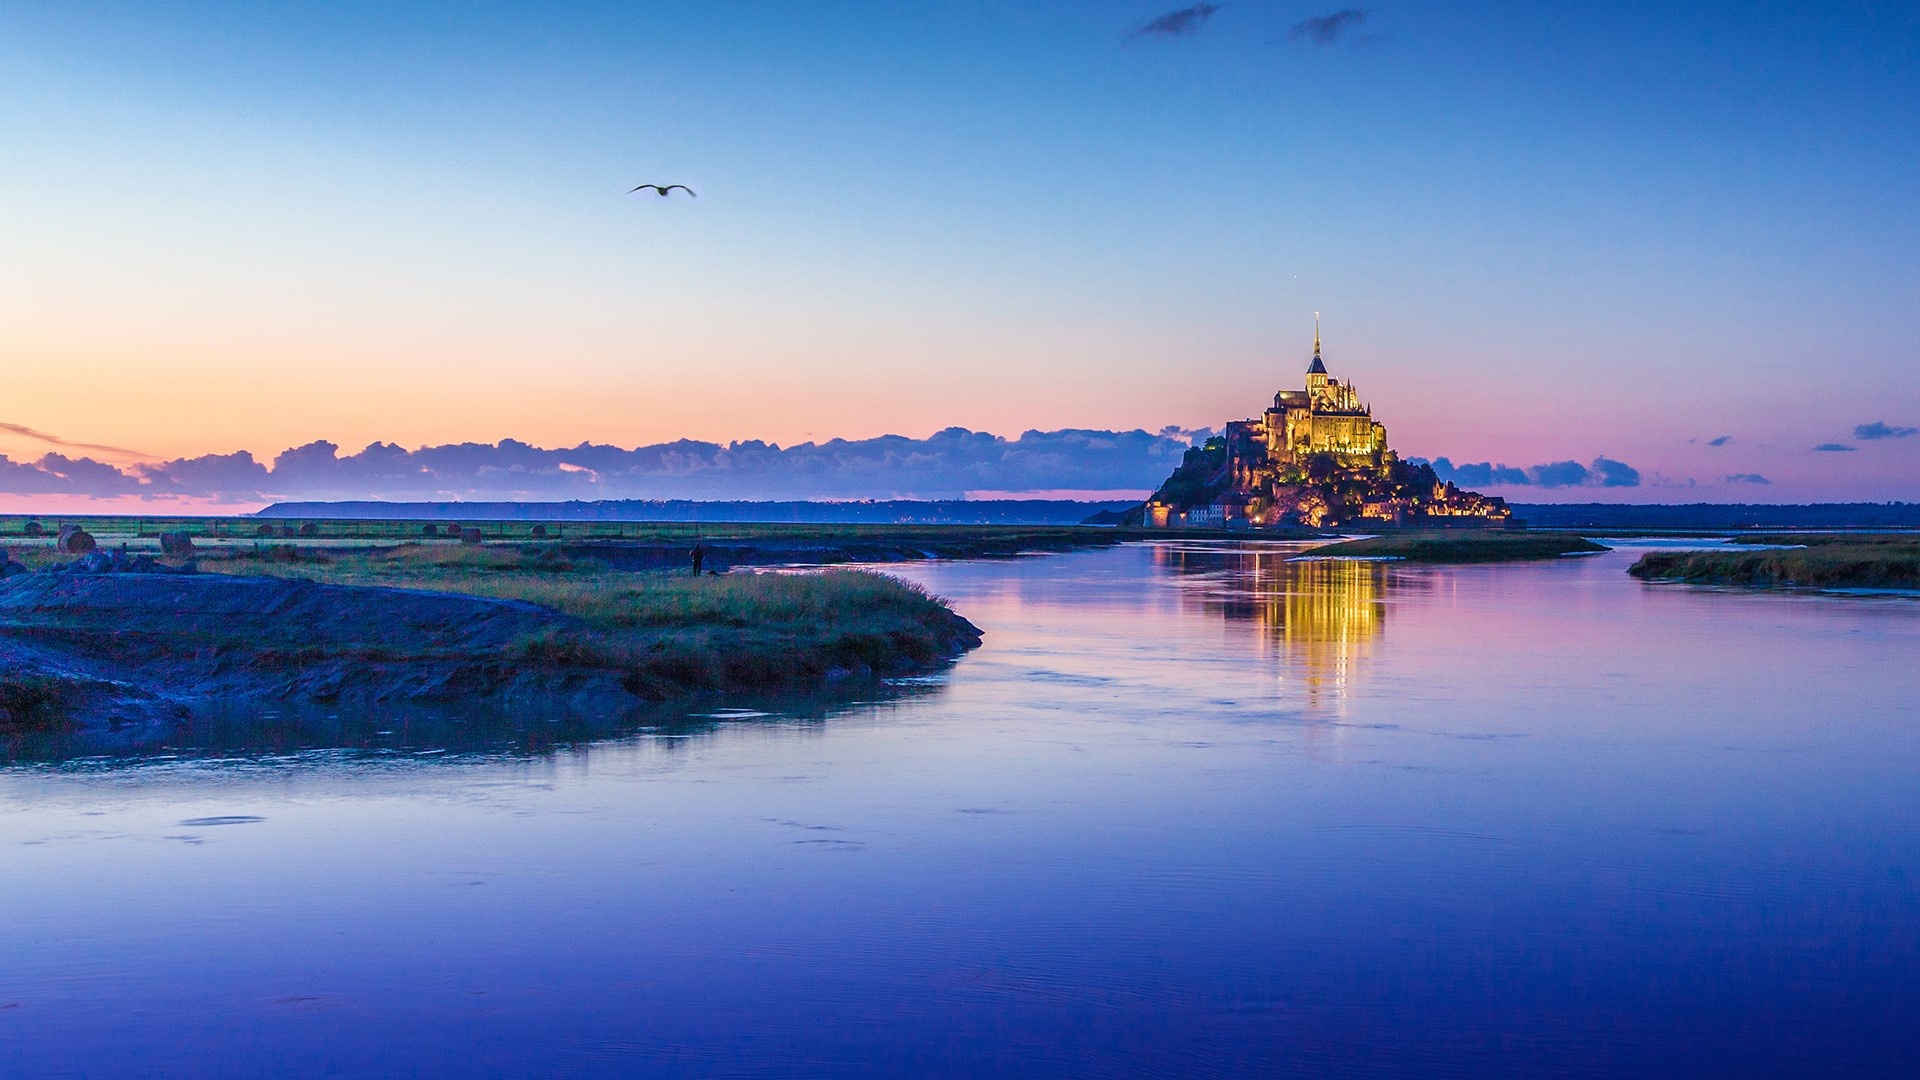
left=1129, top=321, right=1512, bottom=529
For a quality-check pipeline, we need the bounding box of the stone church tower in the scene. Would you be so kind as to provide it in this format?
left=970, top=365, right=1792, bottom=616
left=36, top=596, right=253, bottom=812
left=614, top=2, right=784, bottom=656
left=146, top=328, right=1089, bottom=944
left=1256, top=316, right=1389, bottom=469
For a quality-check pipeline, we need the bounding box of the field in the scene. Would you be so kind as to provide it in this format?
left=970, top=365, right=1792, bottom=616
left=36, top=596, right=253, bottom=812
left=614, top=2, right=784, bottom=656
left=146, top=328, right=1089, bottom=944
left=0, top=513, right=1142, bottom=549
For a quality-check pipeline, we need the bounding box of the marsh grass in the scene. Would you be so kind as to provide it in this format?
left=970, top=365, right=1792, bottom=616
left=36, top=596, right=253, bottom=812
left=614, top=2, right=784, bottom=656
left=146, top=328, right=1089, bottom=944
left=1303, top=531, right=1609, bottom=563
left=188, top=543, right=977, bottom=698
left=0, top=676, right=70, bottom=734
left=1630, top=538, right=1920, bottom=589
left=200, top=543, right=949, bottom=624
left=2, top=546, right=66, bottom=571
left=1731, top=533, right=1920, bottom=548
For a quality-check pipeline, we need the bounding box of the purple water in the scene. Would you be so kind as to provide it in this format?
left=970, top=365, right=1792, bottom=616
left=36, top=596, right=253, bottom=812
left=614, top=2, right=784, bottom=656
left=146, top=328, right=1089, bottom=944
left=2, top=541, right=1916, bottom=1077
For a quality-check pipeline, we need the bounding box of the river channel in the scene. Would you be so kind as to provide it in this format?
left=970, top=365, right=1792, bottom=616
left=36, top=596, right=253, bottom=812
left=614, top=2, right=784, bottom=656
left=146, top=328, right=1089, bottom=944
left=2, top=540, right=1916, bottom=1077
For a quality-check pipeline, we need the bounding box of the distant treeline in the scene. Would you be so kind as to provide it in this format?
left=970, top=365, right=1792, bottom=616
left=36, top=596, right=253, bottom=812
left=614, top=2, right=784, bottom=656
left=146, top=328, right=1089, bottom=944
left=257, top=499, right=1140, bottom=526
left=1514, top=502, right=1920, bottom=529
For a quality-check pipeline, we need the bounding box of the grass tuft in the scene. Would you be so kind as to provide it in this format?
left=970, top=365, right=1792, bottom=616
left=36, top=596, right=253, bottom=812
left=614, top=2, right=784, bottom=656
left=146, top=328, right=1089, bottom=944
left=0, top=677, right=71, bottom=734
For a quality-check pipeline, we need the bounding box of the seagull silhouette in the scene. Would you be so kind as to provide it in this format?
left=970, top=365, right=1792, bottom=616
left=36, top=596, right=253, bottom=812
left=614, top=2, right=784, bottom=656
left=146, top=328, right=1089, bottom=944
left=629, top=184, right=696, bottom=198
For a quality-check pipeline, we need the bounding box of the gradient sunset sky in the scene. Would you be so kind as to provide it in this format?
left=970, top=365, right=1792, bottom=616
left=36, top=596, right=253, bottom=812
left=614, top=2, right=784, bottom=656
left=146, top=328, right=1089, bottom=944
left=2, top=1, right=1916, bottom=505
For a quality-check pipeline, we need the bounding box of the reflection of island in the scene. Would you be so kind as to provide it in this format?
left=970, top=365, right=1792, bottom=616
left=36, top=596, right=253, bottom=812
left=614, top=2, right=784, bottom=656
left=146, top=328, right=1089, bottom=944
left=1156, top=545, right=1389, bottom=709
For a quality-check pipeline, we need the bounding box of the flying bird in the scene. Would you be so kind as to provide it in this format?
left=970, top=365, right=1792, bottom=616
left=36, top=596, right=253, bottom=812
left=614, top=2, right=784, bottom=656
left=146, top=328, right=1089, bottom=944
left=629, top=184, right=696, bottom=198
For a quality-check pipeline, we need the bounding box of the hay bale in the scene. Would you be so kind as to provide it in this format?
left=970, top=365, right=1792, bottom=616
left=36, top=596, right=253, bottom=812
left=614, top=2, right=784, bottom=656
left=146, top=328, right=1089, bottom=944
left=459, top=527, right=482, bottom=545
left=158, top=531, right=195, bottom=556
left=421, top=523, right=439, bottom=537
left=255, top=523, right=276, bottom=537
left=279, top=525, right=296, bottom=538
left=531, top=524, right=548, bottom=538
left=298, top=522, right=320, bottom=537
left=23, top=521, right=44, bottom=537
left=56, top=525, right=96, bottom=555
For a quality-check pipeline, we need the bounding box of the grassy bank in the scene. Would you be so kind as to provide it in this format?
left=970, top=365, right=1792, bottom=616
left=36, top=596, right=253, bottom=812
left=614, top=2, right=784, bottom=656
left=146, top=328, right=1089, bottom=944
left=1728, top=533, right=1920, bottom=547
left=0, top=676, right=68, bottom=734
left=200, top=543, right=981, bottom=699
left=0, top=542, right=984, bottom=734
left=1300, top=531, right=1609, bottom=562
left=1629, top=536, right=1920, bottom=590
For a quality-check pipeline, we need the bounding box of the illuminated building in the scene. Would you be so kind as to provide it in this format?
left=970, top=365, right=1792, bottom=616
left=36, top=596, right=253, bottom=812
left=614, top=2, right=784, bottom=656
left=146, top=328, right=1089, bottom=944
left=1144, top=318, right=1511, bottom=529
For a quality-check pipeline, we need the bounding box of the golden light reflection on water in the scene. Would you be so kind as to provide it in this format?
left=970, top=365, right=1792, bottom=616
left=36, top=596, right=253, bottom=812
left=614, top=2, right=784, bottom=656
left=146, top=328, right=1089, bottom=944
left=1155, top=544, right=1389, bottom=711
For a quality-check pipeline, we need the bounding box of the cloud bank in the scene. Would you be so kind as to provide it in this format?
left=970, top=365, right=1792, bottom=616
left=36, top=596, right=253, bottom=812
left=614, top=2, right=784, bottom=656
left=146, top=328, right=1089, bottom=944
left=0, top=428, right=1201, bottom=504
left=1813, top=443, right=1858, bottom=452
left=1422, top=456, right=1643, bottom=489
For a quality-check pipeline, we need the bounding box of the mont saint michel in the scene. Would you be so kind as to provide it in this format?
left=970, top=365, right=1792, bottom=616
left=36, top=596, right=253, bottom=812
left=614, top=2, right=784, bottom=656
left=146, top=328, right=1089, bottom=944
left=5, top=6, right=1916, bottom=1079
left=1141, top=322, right=1511, bottom=529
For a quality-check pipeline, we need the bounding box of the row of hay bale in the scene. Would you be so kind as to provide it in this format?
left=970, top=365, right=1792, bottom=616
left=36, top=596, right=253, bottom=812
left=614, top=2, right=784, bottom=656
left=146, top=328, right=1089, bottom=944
left=411, top=523, right=482, bottom=543
left=6, top=522, right=122, bottom=553
left=251, top=522, right=323, bottom=539
left=11, top=523, right=192, bottom=557
left=39, top=526, right=199, bottom=557
left=417, top=522, right=549, bottom=540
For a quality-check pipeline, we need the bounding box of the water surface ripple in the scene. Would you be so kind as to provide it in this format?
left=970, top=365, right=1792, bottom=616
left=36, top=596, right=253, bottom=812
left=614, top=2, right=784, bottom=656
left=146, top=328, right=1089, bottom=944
left=2, top=541, right=1916, bottom=1078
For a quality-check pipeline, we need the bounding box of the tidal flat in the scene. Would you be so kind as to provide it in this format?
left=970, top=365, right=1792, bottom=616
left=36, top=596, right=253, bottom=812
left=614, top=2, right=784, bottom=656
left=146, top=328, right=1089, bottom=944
left=3, top=540, right=1916, bottom=1077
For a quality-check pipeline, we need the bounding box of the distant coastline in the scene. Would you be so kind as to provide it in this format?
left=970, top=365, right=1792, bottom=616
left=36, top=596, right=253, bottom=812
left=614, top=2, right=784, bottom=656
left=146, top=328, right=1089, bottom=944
left=248, top=499, right=1920, bottom=531
left=1510, top=502, right=1920, bottom=530
left=255, top=498, right=1138, bottom=526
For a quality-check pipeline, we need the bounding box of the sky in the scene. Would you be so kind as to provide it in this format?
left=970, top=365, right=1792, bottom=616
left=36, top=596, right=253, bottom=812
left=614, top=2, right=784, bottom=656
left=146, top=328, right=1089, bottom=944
left=0, top=0, right=1916, bottom=509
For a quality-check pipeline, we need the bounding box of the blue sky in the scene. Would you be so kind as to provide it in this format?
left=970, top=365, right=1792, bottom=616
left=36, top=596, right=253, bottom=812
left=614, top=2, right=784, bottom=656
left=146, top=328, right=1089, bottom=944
left=0, top=1, right=1915, bottom=505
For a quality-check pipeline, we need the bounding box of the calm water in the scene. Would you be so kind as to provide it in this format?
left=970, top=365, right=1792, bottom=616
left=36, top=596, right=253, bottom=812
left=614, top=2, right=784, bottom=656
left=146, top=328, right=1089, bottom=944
left=3, top=541, right=1918, bottom=1078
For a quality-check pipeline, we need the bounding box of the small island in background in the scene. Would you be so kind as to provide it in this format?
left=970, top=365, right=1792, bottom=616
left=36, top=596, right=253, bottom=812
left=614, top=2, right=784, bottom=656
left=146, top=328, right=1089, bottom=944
left=1629, top=534, right=1920, bottom=590
left=1128, top=322, right=1512, bottom=530
left=1301, top=532, right=1609, bottom=562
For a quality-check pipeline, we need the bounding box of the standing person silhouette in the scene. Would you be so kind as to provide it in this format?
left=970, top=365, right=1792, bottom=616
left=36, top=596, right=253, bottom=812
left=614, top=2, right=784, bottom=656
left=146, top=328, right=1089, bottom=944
left=691, top=543, right=706, bottom=577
